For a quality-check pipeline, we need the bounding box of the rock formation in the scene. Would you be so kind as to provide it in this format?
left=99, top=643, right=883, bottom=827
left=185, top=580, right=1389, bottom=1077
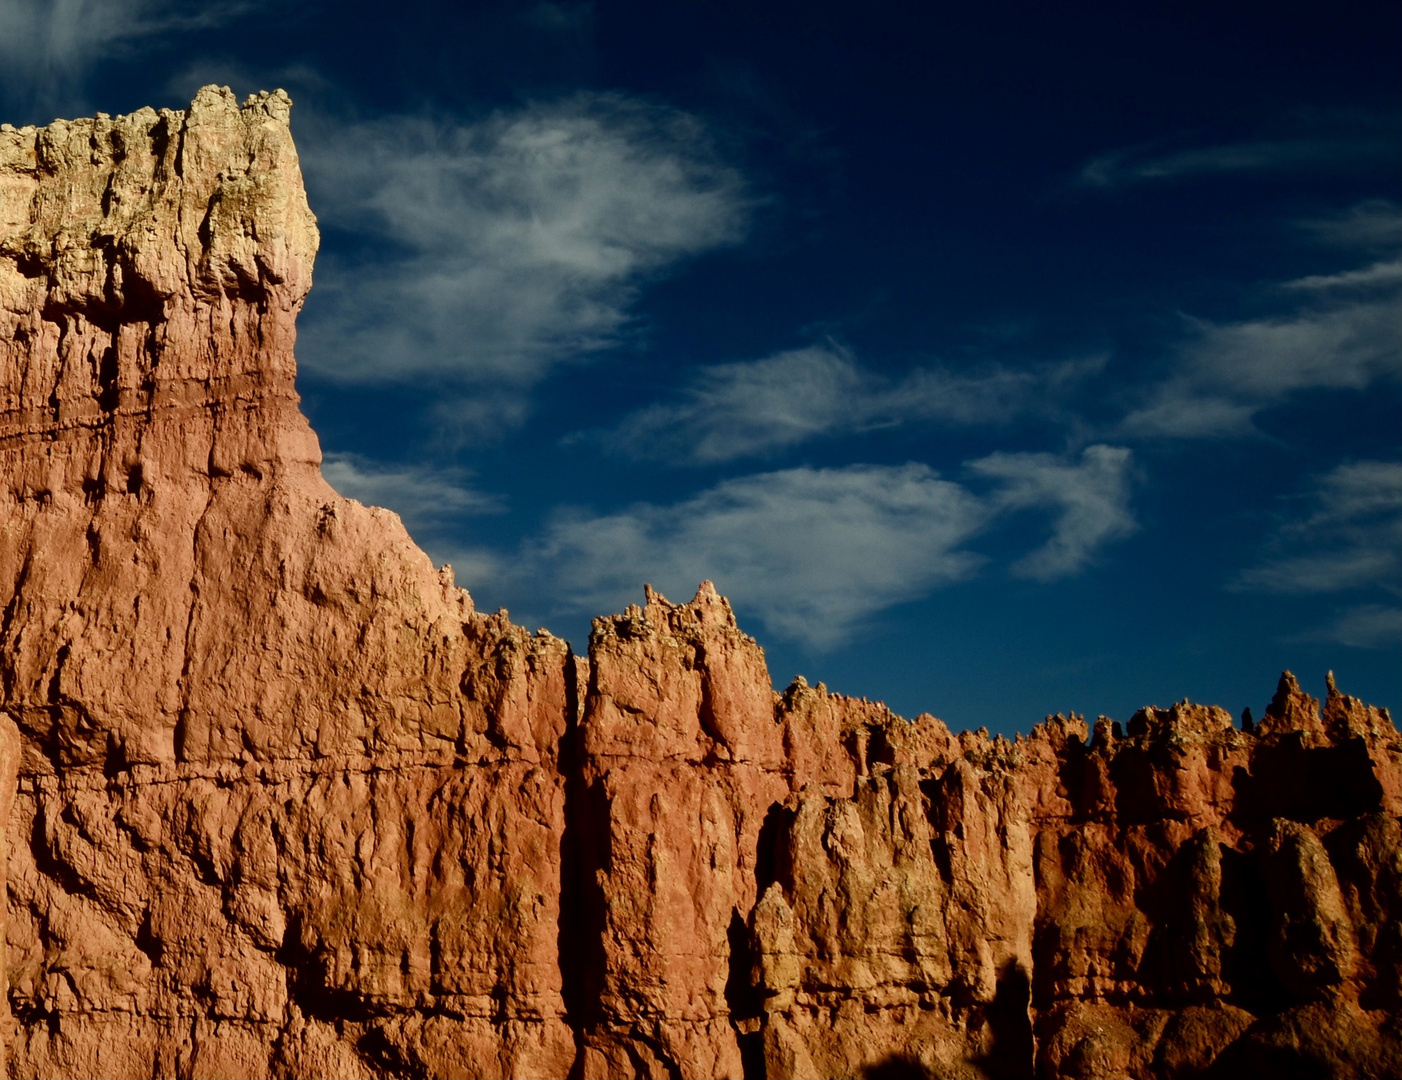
left=0, top=87, right=1398, bottom=1079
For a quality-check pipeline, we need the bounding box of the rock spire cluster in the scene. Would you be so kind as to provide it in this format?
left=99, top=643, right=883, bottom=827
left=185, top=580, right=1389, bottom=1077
left=1, top=88, right=1398, bottom=1079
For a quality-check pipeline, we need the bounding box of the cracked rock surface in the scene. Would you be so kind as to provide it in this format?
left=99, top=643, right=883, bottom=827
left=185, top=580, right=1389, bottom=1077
left=1, top=88, right=1399, bottom=1080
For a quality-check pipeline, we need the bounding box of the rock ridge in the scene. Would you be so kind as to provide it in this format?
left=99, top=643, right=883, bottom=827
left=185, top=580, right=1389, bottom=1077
left=0, top=88, right=1398, bottom=1079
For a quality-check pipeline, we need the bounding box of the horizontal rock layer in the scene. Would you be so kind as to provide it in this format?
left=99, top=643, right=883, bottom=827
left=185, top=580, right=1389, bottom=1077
left=1, top=88, right=1399, bottom=1080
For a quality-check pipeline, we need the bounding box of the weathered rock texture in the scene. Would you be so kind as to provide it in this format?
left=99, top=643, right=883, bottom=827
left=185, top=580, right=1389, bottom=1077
left=0, top=88, right=1398, bottom=1079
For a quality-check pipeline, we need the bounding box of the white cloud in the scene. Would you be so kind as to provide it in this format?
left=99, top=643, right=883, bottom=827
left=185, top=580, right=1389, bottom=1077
left=492, top=446, right=1135, bottom=647
left=312, top=439, right=1138, bottom=647
left=517, top=464, right=990, bottom=647
left=966, top=444, right=1137, bottom=580
left=1295, top=199, right=1402, bottom=253
left=1318, top=604, right=1402, bottom=650
left=589, top=343, right=1099, bottom=464
left=1283, top=259, right=1402, bottom=292
left=322, top=453, right=502, bottom=534
left=0, top=0, right=262, bottom=106
left=295, top=94, right=749, bottom=424
left=1078, top=129, right=1393, bottom=189
left=1235, top=459, right=1402, bottom=595
left=1119, top=297, right=1400, bottom=439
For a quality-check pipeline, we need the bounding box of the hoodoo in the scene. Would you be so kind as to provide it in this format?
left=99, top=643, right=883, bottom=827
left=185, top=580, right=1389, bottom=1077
left=0, top=88, right=1398, bottom=1079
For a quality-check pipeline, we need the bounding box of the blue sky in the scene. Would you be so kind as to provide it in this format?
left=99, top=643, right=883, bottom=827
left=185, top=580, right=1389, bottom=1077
left=3, top=0, right=1398, bottom=734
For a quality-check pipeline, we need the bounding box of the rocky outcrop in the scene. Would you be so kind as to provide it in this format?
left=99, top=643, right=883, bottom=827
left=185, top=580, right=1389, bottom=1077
left=0, top=86, right=574, bottom=1079
left=1, top=89, right=1398, bottom=1080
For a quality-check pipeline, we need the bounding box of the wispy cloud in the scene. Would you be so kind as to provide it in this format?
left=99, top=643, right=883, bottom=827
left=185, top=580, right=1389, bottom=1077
left=1282, top=260, right=1402, bottom=292
left=516, top=463, right=989, bottom=646
left=296, top=94, right=749, bottom=430
left=1294, top=199, right=1402, bottom=253
left=443, top=444, right=1138, bottom=647
left=1078, top=123, right=1394, bottom=189
left=1115, top=195, right=1401, bottom=440
left=1316, top=604, right=1402, bottom=650
left=1119, top=294, right=1400, bottom=439
left=0, top=0, right=264, bottom=110
left=586, top=343, right=1099, bottom=464
left=322, top=452, right=502, bottom=533
left=1235, top=459, right=1402, bottom=595
left=967, top=444, right=1137, bottom=580
left=1237, top=459, right=1402, bottom=650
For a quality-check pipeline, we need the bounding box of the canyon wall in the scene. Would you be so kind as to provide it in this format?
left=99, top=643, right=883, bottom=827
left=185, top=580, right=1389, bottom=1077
left=0, top=88, right=1397, bottom=1080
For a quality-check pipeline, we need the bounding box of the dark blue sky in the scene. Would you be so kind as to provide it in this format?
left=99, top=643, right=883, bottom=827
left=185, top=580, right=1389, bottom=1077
left=3, top=0, right=1398, bottom=734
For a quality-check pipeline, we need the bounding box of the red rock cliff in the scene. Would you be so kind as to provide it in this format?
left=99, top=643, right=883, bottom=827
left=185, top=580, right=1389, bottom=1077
left=0, top=89, right=1398, bottom=1080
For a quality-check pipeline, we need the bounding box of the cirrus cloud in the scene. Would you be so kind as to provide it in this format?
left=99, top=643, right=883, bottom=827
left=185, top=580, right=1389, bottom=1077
left=1077, top=114, right=1396, bottom=190
left=517, top=463, right=990, bottom=647
left=584, top=342, right=1101, bottom=465
left=428, top=444, right=1139, bottom=648
left=1235, top=458, right=1402, bottom=650
left=0, top=0, right=268, bottom=110
left=1235, top=459, right=1402, bottom=596
left=296, top=94, right=750, bottom=420
left=322, top=453, right=502, bottom=531
left=967, top=444, right=1138, bottom=581
left=1118, top=295, right=1400, bottom=440
left=1294, top=199, right=1402, bottom=253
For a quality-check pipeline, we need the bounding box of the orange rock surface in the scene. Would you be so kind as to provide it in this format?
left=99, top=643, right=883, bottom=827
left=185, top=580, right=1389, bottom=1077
left=1, top=88, right=1398, bottom=1079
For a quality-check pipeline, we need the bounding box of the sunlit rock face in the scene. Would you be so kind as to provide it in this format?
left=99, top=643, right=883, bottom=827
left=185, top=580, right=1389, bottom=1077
left=1, top=88, right=1399, bottom=1080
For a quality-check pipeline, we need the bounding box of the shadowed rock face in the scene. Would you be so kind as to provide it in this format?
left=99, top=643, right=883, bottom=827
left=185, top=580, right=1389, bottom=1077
left=0, top=88, right=1398, bottom=1080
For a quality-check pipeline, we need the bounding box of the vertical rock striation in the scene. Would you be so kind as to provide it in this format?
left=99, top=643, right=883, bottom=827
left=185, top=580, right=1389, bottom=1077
left=1, top=89, right=1399, bottom=1079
